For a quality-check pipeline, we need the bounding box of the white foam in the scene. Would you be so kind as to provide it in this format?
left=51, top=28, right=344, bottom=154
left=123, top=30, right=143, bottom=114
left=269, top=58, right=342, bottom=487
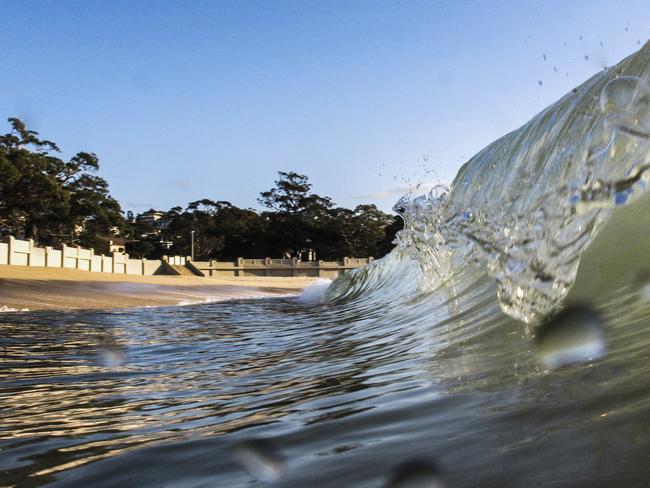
left=0, top=305, right=30, bottom=313
left=175, top=293, right=299, bottom=308
left=297, top=279, right=332, bottom=304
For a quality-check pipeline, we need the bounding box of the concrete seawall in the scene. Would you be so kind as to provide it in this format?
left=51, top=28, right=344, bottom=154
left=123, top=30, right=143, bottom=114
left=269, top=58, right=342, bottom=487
left=191, top=257, right=373, bottom=278
left=0, top=236, right=372, bottom=278
left=0, top=236, right=165, bottom=276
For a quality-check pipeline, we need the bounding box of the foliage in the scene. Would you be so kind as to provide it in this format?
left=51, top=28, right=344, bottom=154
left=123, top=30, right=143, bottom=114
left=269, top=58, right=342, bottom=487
left=0, top=118, right=123, bottom=247
left=123, top=172, right=401, bottom=260
left=0, top=118, right=402, bottom=259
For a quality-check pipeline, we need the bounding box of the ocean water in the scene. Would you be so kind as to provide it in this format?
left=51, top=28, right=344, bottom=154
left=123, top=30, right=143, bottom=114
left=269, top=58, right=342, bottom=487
left=2, top=43, right=650, bottom=487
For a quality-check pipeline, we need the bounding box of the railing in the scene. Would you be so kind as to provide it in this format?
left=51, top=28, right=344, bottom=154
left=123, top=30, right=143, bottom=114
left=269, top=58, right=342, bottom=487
left=191, top=257, right=374, bottom=278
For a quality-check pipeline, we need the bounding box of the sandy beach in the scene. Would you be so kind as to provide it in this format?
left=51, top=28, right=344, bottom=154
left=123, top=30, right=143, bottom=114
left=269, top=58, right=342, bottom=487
left=0, top=266, right=316, bottom=311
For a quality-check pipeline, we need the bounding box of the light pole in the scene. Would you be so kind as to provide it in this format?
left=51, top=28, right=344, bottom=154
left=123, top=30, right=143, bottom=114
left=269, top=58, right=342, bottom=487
left=190, top=230, right=195, bottom=261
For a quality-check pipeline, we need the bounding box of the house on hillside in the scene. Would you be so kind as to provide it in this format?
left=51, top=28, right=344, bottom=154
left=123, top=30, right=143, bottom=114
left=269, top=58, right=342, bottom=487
left=97, top=236, right=127, bottom=254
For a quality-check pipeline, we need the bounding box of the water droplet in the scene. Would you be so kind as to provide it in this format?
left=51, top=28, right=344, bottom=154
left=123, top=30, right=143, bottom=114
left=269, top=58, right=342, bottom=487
left=97, top=344, right=125, bottom=368
left=542, top=54, right=547, bottom=61
left=584, top=54, right=590, bottom=61
left=638, top=40, right=642, bottom=45
left=535, top=304, right=607, bottom=369
left=599, top=75, right=650, bottom=118
left=638, top=277, right=650, bottom=301
left=579, top=35, right=583, bottom=40
left=538, top=80, right=543, bottom=87
left=625, top=26, right=629, bottom=32
left=553, top=66, right=559, bottom=72
left=385, top=459, right=446, bottom=488
left=235, top=438, right=285, bottom=482
left=563, top=41, right=568, bottom=46
left=600, top=41, right=605, bottom=47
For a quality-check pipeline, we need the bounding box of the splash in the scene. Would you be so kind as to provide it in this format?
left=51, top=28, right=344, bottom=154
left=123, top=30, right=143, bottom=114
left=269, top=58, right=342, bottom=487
left=298, top=278, right=333, bottom=304
left=331, top=42, right=650, bottom=323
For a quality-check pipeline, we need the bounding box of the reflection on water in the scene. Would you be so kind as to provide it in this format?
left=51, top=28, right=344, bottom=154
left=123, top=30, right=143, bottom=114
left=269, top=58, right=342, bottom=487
left=234, top=438, right=286, bottom=482
left=2, top=270, right=650, bottom=486
left=384, top=459, right=447, bottom=488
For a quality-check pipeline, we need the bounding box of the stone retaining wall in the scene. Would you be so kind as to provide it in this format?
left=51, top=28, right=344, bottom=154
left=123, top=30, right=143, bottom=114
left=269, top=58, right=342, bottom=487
left=0, top=236, right=373, bottom=278
left=0, top=236, right=165, bottom=276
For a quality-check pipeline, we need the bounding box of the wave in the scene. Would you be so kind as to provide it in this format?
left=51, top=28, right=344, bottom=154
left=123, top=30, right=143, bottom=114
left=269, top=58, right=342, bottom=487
left=329, top=41, right=650, bottom=323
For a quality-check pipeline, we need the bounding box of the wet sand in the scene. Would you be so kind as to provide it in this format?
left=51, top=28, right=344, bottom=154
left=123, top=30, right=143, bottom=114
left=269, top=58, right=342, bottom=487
left=0, top=266, right=316, bottom=311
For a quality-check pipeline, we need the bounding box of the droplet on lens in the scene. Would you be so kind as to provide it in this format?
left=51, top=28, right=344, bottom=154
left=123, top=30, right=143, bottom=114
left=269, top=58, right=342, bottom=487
left=97, top=344, right=125, bottom=368
left=385, top=459, right=446, bottom=488
left=639, top=282, right=650, bottom=302
left=234, top=438, right=285, bottom=482
left=599, top=76, right=650, bottom=116
left=538, top=80, right=543, bottom=87
left=535, top=304, right=606, bottom=369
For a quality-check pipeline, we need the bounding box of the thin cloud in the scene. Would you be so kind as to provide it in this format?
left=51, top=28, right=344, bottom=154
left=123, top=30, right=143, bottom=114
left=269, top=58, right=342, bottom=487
left=353, top=181, right=450, bottom=201
left=172, top=179, right=190, bottom=191
left=125, top=201, right=155, bottom=210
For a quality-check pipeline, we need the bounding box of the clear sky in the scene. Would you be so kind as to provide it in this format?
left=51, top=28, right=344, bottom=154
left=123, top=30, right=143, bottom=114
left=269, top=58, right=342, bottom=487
left=1, top=1, right=648, bottom=213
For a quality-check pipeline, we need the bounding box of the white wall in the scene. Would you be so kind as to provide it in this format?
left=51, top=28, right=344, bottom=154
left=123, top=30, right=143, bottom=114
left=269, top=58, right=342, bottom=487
left=0, top=236, right=172, bottom=277
left=30, top=247, right=46, bottom=267
left=0, top=242, right=7, bottom=265
left=126, top=259, right=142, bottom=275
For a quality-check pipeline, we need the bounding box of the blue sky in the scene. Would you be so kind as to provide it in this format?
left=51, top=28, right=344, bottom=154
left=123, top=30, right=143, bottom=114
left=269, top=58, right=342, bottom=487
left=1, top=1, right=648, bottom=213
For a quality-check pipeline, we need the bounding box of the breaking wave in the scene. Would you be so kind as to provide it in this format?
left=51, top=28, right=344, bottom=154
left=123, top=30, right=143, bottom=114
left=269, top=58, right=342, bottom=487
left=330, top=41, right=650, bottom=324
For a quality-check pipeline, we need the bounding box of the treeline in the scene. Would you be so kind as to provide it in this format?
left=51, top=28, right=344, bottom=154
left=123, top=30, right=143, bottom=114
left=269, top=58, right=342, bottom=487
left=0, top=118, right=402, bottom=260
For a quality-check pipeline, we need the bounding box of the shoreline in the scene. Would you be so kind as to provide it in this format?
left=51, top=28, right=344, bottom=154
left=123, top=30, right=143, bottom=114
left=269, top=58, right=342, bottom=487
left=0, top=266, right=316, bottom=312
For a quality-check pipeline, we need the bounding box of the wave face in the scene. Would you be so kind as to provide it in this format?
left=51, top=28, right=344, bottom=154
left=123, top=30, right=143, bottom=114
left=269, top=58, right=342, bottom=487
left=331, top=42, right=650, bottom=323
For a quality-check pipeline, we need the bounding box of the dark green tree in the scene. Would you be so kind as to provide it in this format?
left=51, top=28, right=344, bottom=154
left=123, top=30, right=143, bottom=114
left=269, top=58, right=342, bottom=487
left=258, top=171, right=335, bottom=257
left=258, top=171, right=333, bottom=217
left=0, top=118, right=123, bottom=245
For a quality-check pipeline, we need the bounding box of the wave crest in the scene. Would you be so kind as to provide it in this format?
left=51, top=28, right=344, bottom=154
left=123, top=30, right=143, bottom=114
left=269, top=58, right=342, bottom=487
left=330, top=42, right=650, bottom=323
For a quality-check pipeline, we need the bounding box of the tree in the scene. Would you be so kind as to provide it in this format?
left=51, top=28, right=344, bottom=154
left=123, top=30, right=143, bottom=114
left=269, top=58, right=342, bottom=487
left=376, top=215, right=404, bottom=256
left=0, top=118, right=123, bottom=244
left=258, top=172, right=335, bottom=257
left=347, top=204, right=395, bottom=257
left=258, top=171, right=333, bottom=216
left=213, top=205, right=268, bottom=259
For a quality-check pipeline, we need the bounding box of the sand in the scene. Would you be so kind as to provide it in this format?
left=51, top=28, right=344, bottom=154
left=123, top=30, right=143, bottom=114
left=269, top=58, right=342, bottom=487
left=0, top=266, right=316, bottom=312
